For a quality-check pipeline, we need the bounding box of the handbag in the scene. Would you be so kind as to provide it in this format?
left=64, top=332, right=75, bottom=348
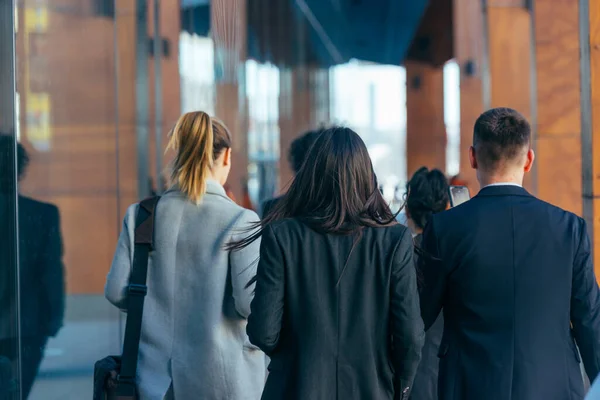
left=94, top=196, right=160, bottom=400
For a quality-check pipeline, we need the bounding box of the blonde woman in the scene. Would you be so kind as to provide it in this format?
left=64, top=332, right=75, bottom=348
left=105, top=112, right=265, bottom=399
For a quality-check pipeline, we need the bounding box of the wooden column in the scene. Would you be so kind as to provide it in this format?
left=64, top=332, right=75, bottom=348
left=278, top=66, right=328, bottom=191
left=534, top=0, right=582, bottom=214
left=405, top=61, right=446, bottom=177
left=580, top=0, right=600, bottom=273
left=212, top=0, right=248, bottom=202
left=453, top=0, right=484, bottom=193
left=455, top=0, right=534, bottom=193
left=487, top=1, right=534, bottom=190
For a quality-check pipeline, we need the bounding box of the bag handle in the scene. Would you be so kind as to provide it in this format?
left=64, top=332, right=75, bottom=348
left=115, top=196, right=160, bottom=397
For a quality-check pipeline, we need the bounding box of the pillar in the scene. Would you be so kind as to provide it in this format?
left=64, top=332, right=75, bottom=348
left=534, top=0, right=582, bottom=214
left=580, top=0, right=600, bottom=272
left=453, top=0, right=485, bottom=193
left=487, top=1, right=534, bottom=190
left=278, top=66, right=329, bottom=192
left=212, top=0, right=248, bottom=202
left=454, top=0, right=534, bottom=193
left=405, top=61, right=446, bottom=177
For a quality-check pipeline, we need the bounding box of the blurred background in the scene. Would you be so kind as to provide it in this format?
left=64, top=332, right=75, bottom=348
left=0, top=0, right=597, bottom=398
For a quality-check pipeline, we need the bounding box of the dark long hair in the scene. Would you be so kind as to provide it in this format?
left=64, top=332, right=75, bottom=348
left=228, top=126, right=398, bottom=251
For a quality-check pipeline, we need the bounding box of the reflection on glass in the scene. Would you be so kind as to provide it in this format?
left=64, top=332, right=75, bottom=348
left=1, top=137, right=65, bottom=398
left=0, top=134, right=20, bottom=400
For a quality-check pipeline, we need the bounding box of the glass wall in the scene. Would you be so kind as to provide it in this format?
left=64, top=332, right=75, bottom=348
left=14, top=0, right=126, bottom=398
left=0, top=0, right=458, bottom=398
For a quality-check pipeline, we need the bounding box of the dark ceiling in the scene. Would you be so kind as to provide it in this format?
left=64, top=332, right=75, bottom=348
left=181, top=0, right=453, bottom=68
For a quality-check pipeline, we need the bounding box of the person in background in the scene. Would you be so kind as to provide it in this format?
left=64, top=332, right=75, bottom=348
left=105, top=112, right=265, bottom=400
left=0, top=135, right=65, bottom=398
left=419, top=108, right=600, bottom=399
left=261, top=130, right=320, bottom=217
left=230, top=127, right=425, bottom=400
left=404, top=167, right=449, bottom=400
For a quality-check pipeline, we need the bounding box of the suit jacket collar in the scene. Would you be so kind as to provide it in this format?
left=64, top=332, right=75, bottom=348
left=476, top=184, right=532, bottom=198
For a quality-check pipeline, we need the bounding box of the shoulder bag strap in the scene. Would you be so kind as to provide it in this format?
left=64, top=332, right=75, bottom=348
left=117, top=196, right=160, bottom=394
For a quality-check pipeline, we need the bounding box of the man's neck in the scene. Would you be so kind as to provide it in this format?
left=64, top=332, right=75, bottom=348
left=478, top=174, right=523, bottom=188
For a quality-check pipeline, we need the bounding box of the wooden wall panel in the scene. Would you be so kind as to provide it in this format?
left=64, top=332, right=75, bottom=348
left=16, top=0, right=181, bottom=294
left=453, top=0, right=484, bottom=194
left=535, top=0, right=582, bottom=215
left=488, top=7, right=531, bottom=118
left=405, top=61, right=446, bottom=177
left=487, top=6, right=533, bottom=191
left=582, top=0, right=600, bottom=276
left=536, top=136, right=582, bottom=211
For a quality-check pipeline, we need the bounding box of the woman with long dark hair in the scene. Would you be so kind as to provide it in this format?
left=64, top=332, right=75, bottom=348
left=404, top=166, right=449, bottom=400
left=230, top=127, right=425, bottom=400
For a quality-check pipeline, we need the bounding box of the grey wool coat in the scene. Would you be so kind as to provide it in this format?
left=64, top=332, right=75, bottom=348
left=105, top=180, right=266, bottom=400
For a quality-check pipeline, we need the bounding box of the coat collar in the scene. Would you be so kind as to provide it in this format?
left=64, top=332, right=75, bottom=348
left=205, top=179, right=229, bottom=199
left=165, top=179, right=231, bottom=201
left=475, top=184, right=532, bottom=198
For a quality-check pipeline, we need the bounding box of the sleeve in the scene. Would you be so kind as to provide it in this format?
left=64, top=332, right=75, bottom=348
left=41, top=206, right=65, bottom=337
left=570, top=218, right=600, bottom=380
left=105, top=205, right=136, bottom=311
left=229, top=209, right=261, bottom=318
left=418, top=217, right=446, bottom=330
left=390, top=229, right=425, bottom=397
left=246, top=224, right=285, bottom=355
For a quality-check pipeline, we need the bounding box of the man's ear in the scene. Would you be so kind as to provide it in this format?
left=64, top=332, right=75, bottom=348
left=524, top=148, right=535, bottom=173
left=469, top=146, right=478, bottom=170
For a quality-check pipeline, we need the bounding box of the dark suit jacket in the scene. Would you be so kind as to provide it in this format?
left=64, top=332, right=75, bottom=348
left=17, top=196, right=65, bottom=338
left=419, top=185, right=600, bottom=400
left=261, top=196, right=282, bottom=218
left=247, top=219, right=425, bottom=400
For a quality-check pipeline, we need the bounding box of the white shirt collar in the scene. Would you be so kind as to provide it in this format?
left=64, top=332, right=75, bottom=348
left=483, top=182, right=522, bottom=188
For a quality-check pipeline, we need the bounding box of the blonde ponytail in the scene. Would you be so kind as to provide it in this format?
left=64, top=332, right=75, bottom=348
left=167, top=111, right=214, bottom=203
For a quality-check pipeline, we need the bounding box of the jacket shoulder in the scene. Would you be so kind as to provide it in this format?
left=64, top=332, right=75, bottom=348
left=19, top=195, right=59, bottom=217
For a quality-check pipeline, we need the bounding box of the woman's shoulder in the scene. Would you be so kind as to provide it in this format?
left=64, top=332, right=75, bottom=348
left=369, top=221, right=411, bottom=237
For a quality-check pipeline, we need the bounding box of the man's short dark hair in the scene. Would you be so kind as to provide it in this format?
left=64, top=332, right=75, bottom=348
left=288, top=130, right=320, bottom=174
left=473, top=107, right=531, bottom=171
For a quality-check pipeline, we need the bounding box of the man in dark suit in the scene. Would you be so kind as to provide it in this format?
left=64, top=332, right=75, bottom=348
left=0, top=135, right=65, bottom=398
left=261, top=130, right=320, bottom=217
left=418, top=108, right=600, bottom=400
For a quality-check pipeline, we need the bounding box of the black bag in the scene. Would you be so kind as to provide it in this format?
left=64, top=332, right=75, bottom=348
left=93, top=196, right=160, bottom=400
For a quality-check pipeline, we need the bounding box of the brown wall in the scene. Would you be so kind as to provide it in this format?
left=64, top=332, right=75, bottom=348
left=534, top=0, right=582, bottom=215
left=16, top=0, right=181, bottom=294
left=453, top=0, right=484, bottom=194
left=405, top=61, right=446, bottom=177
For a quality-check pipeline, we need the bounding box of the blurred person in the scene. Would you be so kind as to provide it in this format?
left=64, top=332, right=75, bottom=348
left=230, top=127, right=425, bottom=400
left=105, top=112, right=265, bottom=400
left=0, top=134, right=65, bottom=398
left=404, top=167, right=449, bottom=400
left=418, top=108, right=600, bottom=400
left=261, top=130, right=320, bottom=217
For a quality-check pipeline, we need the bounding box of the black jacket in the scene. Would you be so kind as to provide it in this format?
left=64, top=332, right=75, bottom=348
left=17, top=195, right=65, bottom=338
left=247, top=219, right=425, bottom=400
left=419, top=185, right=600, bottom=400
